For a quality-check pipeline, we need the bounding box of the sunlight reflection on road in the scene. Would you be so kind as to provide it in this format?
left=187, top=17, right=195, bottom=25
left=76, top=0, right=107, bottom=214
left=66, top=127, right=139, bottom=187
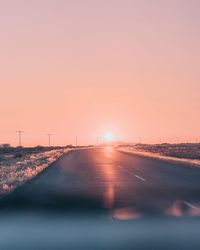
left=101, top=148, right=116, bottom=209
left=101, top=147, right=142, bottom=220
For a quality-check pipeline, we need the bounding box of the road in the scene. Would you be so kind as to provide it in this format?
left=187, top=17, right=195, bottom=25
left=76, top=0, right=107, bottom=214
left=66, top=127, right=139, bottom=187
left=1, top=147, right=200, bottom=218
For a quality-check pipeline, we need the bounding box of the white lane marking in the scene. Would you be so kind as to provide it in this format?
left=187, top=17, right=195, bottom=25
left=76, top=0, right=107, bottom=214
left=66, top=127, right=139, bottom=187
left=134, top=174, right=146, bottom=182
left=118, top=166, right=146, bottom=182
left=181, top=201, right=200, bottom=211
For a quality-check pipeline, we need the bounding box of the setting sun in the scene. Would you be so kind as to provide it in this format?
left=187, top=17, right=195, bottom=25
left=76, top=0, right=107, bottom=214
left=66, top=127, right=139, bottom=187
left=104, top=132, right=114, bottom=142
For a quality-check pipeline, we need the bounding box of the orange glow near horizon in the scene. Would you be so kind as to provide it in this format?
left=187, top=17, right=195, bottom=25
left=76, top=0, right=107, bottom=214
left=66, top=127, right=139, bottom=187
left=0, top=1, right=200, bottom=146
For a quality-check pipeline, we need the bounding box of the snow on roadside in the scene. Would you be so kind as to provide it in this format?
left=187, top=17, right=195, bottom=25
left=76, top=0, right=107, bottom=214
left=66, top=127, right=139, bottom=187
left=118, top=147, right=200, bottom=167
left=0, top=148, right=72, bottom=195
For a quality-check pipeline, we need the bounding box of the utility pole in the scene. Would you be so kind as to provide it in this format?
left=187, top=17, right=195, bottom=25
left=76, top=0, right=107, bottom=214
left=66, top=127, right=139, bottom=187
left=48, top=134, right=52, bottom=147
left=75, top=136, right=78, bottom=147
left=16, top=130, right=23, bottom=147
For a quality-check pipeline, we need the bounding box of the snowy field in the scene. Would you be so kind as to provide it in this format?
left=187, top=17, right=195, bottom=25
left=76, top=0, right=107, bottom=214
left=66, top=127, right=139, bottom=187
left=0, top=148, right=72, bottom=195
left=118, top=144, right=200, bottom=167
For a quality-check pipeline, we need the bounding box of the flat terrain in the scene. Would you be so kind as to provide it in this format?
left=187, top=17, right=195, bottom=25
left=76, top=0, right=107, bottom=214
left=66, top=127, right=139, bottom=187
left=1, top=147, right=200, bottom=218
left=126, top=143, right=200, bottom=160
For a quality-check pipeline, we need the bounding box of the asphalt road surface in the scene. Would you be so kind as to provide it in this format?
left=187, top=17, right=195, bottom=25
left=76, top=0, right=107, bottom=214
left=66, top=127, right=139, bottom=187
left=1, top=147, right=200, bottom=218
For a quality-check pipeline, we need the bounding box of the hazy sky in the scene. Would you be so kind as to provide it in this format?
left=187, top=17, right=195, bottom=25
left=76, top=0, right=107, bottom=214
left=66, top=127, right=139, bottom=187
left=0, top=0, right=200, bottom=146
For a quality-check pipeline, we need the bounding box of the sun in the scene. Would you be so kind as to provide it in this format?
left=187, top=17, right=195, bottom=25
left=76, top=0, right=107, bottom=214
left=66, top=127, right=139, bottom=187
left=104, top=132, right=114, bottom=142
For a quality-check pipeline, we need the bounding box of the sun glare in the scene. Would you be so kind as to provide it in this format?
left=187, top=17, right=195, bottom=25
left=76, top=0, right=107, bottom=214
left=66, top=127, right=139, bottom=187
left=104, top=132, right=114, bottom=142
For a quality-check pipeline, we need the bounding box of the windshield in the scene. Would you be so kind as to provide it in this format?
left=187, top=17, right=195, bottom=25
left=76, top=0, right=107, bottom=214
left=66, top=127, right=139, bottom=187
left=0, top=1, right=200, bottom=249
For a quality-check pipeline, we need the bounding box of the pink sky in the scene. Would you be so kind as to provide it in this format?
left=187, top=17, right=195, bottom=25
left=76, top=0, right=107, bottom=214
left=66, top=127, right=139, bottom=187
left=0, top=0, right=200, bottom=146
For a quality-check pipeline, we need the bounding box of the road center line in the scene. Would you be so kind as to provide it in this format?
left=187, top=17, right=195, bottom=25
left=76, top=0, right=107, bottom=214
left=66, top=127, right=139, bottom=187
left=134, top=174, right=146, bottom=182
left=117, top=165, right=146, bottom=182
